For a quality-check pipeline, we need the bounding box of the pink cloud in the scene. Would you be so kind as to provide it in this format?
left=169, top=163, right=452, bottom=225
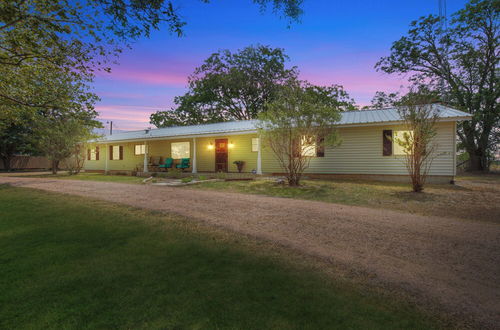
left=96, top=68, right=188, bottom=87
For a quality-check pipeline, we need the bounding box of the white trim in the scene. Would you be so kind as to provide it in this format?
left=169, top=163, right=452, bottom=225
left=192, top=137, right=197, bottom=174
left=143, top=141, right=148, bottom=173
left=104, top=144, right=109, bottom=173
left=256, top=136, right=262, bottom=175
left=453, top=121, right=457, bottom=176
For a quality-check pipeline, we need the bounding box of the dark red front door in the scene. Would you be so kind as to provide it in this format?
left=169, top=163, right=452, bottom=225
left=215, top=139, right=228, bottom=172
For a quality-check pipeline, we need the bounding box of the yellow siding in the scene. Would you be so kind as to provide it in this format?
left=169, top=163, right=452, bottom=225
left=262, top=122, right=456, bottom=176
left=83, top=134, right=260, bottom=173
left=196, top=134, right=259, bottom=173
left=84, top=123, right=455, bottom=176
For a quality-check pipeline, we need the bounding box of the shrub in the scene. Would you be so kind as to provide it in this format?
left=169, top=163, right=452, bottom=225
left=233, top=160, right=245, bottom=173
left=181, top=177, right=193, bottom=183
left=166, top=168, right=183, bottom=179
left=215, top=172, right=226, bottom=180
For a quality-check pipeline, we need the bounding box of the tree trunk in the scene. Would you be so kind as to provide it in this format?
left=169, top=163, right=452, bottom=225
left=51, top=160, right=59, bottom=174
left=467, top=150, right=488, bottom=172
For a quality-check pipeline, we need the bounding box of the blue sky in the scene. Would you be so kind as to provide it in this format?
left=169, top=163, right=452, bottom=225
left=94, top=0, right=468, bottom=131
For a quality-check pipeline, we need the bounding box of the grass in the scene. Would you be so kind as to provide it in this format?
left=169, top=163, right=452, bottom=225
left=12, top=172, right=145, bottom=184
left=190, top=176, right=500, bottom=223
left=0, top=185, right=440, bottom=329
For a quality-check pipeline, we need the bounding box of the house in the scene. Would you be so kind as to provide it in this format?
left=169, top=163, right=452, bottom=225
left=84, top=105, right=471, bottom=183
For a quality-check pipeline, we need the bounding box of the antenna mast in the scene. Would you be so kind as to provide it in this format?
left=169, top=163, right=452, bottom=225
left=438, top=0, right=448, bottom=101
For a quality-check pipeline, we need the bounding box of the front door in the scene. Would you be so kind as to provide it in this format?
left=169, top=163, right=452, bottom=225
left=215, top=139, right=228, bottom=172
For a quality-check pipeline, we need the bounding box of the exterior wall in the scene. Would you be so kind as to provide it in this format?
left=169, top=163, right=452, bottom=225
left=262, top=122, right=456, bottom=176
left=84, top=122, right=456, bottom=177
left=83, top=134, right=260, bottom=173
left=196, top=134, right=259, bottom=173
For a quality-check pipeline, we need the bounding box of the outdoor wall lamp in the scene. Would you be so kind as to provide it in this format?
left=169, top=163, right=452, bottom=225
left=208, top=142, right=214, bottom=150
left=228, top=142, right=235, bottom=149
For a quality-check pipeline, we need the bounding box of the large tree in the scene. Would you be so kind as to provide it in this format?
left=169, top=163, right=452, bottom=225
left=375, top=0, right=499, bottom=171
left=1, top=0, right=303, bottom=109
left=150, top=45, right=357, bottom=127
left=150, top=45, right=299, bottom=127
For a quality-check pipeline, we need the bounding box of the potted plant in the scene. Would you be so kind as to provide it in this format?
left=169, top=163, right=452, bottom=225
left=233, top=160, right=245, bottom=173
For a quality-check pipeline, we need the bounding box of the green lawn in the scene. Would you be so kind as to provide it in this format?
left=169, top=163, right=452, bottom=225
left=15, top=172, right=145, bottom=184
left=0, top=185, right=440, bottom=329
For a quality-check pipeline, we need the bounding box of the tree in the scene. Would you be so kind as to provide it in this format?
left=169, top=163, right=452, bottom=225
left=0, top=109, right=33, bottom=171
left=375, top=0, right=499, bottom=172
left=394, top=96, right=440, bottom=192
left=150, top=45, right=299, bottom=127
left=257, top=80, right=343, bottom=186
left=35, top=108, right=99, bottom=174
left=363, top=91, right=401, bottom=109
left=1, top=0, right=303, bottom=109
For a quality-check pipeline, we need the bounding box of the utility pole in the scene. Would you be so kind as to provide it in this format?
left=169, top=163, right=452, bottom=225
left=438, top=0, right=447, bottom=101
left=106, top=121, right=113, bottom=135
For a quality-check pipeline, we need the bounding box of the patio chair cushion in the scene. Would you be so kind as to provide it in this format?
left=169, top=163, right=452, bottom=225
left=176, top=158, right=190, bottom=169
left=159, top=157, right=174, bottom=168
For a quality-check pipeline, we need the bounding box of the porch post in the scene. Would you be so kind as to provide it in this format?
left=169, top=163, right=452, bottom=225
left=257, top=136, right=262, bottom=175
left=104, top=143, right=109, bottom=174
left=192, top=137, right=197, bottom=173
left=143, top=141, right=148, bottom=173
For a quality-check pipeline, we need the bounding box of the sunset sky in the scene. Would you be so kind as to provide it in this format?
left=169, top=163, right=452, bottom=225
left=94, top=0, right=467, bottom=131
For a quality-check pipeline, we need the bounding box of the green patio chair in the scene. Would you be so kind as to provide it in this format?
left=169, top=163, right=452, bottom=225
left=158, top=157, right=173, bottom=171
left=176, top=158, right=190, bottom=171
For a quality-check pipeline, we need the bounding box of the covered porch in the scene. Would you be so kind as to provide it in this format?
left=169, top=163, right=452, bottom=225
left=106, top=133, right=263, bottom=175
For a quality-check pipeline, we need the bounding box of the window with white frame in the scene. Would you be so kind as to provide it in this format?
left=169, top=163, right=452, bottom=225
left=112, top=145, right=121, bottom=160
left=251, top=138, right=259, bottom=152
left=171, top=142, right=190, bottom=159
left=88, top=147, right=98, bottom=160
left=135, top=144, right=146, bottom=155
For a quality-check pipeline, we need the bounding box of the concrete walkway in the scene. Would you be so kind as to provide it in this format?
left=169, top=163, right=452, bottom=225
left=2, top=176, right=499, bottom=328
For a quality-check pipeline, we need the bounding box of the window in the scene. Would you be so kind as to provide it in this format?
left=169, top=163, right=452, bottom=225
left=251, top=138, right=259, bottom=152
left=382, top=130, right=392, bottom=156
left=110, top=145, right=123, bottom=160
left=292, top=135, right=324, bottom=157
left=301, top=136, right=316, bottom=157
left=393, top=130, right=413, bottom=156
left=135, top=144, right=146, bottom=155
left=171, top=142, right=190, bottom=159
left=87, top=147, right=99, bottom=161
left=316, top=136, right=325, bottom=157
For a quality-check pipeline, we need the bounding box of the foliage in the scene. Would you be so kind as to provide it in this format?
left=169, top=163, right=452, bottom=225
left=35, top=105, right=100, bottom=174
left=257, top=80, right=342, bottom=186
left=166, top=167, right=183, bottom=179
left=0, top=108, right=34, bottom=171
left=215, top=171, right=227, bottom=180
left=150, top=45, right=298, bottom=127
left=376, top=0, right=499, bottom=171
left=65, top=144, right=87, bottom=175
left=364, top=91, right=401, bottom=109
left=365, top=87, right=442, bottom=110
left=181, top=176, right=193, bottom=183
left=394, top=96, right=440, bottom=192
left=233, top=160, right=245, bottom=173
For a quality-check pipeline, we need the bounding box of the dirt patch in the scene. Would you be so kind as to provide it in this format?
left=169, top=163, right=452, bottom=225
left=1, top=176, right=499, bottom=329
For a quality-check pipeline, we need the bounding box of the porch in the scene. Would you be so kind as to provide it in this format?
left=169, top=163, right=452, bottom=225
left=118, top=134, right=263, bottom=175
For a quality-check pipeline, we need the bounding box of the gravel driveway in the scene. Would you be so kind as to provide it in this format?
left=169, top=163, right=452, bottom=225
left=2, top=177, right=499, bottom=328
